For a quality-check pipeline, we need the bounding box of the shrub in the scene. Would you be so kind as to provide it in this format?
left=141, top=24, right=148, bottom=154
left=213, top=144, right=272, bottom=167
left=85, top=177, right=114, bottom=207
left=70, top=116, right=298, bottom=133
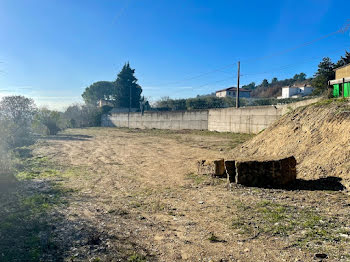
left=0, top=96, right=37, bottom=148
left=33, top=108, right=66, bottom=135
left=64, top=104, right=103, bottom=128
left=0, top=120, right=12, bottom=175
left=0, top=95, right=37, bottom=175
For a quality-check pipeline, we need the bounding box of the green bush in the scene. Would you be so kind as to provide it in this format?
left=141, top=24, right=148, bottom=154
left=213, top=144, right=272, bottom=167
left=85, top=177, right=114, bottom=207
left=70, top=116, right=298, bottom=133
left=0, top=95, right=38, bottom=175
left=33, top=108, right=66, bottom=135
left=64, top=104, right=103, bottom=128
left=0, top=96, right=37, bottom=148
left=0, top=120, right=12, bottom=175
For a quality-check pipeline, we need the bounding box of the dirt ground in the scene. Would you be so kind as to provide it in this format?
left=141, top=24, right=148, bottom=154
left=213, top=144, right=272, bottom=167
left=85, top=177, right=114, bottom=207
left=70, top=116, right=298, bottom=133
left=232, top=99, right=350, bottom=189
left=3, top=127, right=350, bottom=261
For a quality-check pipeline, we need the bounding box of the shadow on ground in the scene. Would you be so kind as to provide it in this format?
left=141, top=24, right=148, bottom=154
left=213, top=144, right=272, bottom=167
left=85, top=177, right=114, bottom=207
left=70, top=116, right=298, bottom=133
left=287, top=176, right=346, bottom=191
left=0, top=173, right=155, bottom=261
left=36, top=134, right=93, bottom=141
left=237, top=176, right=346, bottom=191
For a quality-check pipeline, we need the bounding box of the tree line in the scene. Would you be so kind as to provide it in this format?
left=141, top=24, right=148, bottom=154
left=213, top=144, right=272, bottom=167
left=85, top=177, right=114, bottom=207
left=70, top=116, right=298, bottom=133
left=312, top=51, right=350, bottom=95
left=81, top=63, right=148, bottom=110
left=79, top=51, right=350, bottom=114
left=247, top=51, right=350, bottom=97
left=241, top=72, right=310, bottom=98
left=155, top=50, right=350, bottom=109
left=0, top=96, right=109, bottom=175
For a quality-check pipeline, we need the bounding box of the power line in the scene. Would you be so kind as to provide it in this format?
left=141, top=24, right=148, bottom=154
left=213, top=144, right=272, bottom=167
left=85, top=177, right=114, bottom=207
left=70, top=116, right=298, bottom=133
left=158, top=63, right=237, bottom=87
left=152, top=20, right=350, bottom=88
left=112, top=0, right=132, bottom=24
left=241, top=46, right=350, bottom=78
left=196, top=76, right=233, bottom=89
left=181, top=44, right=350, bottom=92
left=241, top=20, right=350, bottom=63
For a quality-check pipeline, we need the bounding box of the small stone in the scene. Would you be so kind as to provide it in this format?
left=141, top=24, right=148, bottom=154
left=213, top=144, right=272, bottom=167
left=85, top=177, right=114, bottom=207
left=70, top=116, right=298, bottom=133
left=314, top=253, right=328, bottom=259
left=244, top=248, right=250, bottom=253
left=198, top=201, right=204, bottom=204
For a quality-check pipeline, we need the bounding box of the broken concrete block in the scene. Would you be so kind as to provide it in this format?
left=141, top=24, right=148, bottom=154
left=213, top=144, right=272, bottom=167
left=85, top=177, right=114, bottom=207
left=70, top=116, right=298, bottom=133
left=197, top=160, right=214, bottom=175
left=225, top=160, right=236, bottom=183
left=235, top=156, right=297, bottom=187
left=197, top=159, right=226, bottom=177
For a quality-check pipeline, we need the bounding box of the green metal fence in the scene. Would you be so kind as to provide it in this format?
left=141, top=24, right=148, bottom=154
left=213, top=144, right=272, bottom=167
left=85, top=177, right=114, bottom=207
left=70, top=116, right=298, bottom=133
left=345, top=83, right=350, bottom=98
left=333, top=84, right=340, bottom=98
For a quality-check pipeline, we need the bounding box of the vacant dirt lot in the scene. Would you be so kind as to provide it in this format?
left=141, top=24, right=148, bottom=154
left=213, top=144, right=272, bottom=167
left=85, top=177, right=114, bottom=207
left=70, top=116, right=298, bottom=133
left=2, top=127, right=350, bottom=261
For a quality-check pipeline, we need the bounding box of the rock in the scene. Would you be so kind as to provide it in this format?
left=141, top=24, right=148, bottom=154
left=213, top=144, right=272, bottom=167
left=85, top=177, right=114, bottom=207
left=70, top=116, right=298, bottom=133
left=235, top=156, right=297, bottom=187
left=197, top=159, right=226, bottom=177
left=314, top=253, right=328, bottom=259
left=339, top=233, right=350, bottom=239
left=225, top=160, right=236, bottom=183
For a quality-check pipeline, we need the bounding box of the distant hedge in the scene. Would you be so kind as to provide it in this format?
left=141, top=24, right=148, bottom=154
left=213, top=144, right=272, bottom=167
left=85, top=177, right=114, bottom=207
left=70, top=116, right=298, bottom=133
left=152, top=96, right=314, bottom=111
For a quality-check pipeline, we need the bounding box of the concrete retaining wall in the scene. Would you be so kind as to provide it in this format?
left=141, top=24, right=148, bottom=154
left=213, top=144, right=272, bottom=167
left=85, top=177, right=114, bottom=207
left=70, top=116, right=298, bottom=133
left=277, top=97, right=321, bottom=115
left=208, top=106, right=282, bottom=133
left=102, top=110, right=208, bottom=130
left=208, top=97, right=321, bottom=133
left=102, top=97, right=321, bottom=133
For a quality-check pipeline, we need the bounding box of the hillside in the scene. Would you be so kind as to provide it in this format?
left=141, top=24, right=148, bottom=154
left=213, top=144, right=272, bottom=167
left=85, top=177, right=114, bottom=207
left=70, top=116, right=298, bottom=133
left=231, top=99, right=350, bottom=189
left=250, top=79, right=312, bottom=98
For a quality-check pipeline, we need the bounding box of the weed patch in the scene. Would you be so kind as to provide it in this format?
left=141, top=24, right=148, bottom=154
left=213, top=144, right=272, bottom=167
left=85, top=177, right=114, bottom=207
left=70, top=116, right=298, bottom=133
left=185, top=172, right=208, bottom=185
left=0, top=187, right=64, bottom=261
left=128, top=253, right=147, bottom=262
left=15, top=155, right=82, bottom=181
left=231, top=199, right=350, bottom=257
left=0, top=150, right=72, bottom=261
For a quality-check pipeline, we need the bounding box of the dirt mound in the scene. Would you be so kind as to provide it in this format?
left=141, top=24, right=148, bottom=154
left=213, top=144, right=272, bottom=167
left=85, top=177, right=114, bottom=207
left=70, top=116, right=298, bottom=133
left=231, top=99, right=350, bottom=189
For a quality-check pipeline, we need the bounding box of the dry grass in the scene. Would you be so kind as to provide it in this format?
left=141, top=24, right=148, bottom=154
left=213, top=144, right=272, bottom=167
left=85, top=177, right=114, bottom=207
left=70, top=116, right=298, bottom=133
left=1, top=127, right=350, bottom=261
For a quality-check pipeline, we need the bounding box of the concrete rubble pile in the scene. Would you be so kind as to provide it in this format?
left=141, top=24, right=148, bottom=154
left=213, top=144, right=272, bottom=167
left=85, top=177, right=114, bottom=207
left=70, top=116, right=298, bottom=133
left=197, top=156, right=297, bottom=187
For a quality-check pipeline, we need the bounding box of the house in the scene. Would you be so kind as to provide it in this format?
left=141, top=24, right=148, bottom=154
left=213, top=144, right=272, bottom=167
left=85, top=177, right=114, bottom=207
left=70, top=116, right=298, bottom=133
left=278, top=84, right=314, bottom=99
left=329, top=64, right=350, bottom=98
left=215, top=87, right=251, bottom=98
left=98, top=99, right=114, bottom=108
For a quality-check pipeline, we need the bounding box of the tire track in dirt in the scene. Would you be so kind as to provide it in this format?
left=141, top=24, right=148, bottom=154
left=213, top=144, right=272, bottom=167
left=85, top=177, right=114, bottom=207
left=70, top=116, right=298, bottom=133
left=34, top=128, right=337, bottom=261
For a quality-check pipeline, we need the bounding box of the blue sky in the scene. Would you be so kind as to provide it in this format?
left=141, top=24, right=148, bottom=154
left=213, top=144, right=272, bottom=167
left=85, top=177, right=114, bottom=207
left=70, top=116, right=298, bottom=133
left=0, top=0, right=350, bottom=109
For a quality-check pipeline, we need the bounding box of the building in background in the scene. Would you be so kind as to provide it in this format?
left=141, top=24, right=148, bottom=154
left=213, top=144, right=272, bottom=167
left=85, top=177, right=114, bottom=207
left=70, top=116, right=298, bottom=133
left=215, top=87, right=251, bottom=98
left=278, top=85, right=314, bottom=99
left=98, top=99, right=114, bottom=108
left=329, top=64, right=350, bottom=98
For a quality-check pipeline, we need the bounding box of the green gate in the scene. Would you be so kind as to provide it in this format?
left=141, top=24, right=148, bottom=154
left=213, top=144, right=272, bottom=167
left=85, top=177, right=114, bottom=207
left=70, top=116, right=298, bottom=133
left=345, top=83, right=350, bottom=98
left=333, top=84, right=340, bottom=98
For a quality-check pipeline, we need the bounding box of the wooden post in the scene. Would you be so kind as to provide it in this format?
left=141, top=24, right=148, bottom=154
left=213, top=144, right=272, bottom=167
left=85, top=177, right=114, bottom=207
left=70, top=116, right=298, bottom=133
left=236, top=61, right=240, bottom=108
left=128, top=86, right=131, bottom=128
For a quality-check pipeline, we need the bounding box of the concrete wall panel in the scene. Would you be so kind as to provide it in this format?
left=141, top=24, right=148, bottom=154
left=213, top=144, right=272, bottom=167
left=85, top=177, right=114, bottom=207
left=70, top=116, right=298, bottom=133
left=102, top=98, right=320, bottom=133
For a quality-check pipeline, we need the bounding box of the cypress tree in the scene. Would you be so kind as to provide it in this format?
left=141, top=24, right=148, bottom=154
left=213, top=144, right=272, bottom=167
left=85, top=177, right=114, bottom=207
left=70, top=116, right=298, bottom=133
left=114, top=63, right=142, bottom=108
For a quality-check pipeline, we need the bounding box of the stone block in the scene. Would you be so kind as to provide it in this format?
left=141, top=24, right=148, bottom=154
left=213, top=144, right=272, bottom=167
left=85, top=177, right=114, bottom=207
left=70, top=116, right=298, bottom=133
left=235, top=156, right=297, bottom=187
left=225, top=160, right=236, bottom=183
left=197, top=159, right=226, bottom=177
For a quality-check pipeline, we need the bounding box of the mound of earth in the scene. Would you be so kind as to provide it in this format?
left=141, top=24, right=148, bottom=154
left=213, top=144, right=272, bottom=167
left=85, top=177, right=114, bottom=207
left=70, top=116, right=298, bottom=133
left=231, top=99, right=350, bottom=189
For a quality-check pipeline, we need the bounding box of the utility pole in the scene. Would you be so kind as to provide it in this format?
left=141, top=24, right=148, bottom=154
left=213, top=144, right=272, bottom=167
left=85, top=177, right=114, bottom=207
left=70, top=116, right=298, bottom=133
left=128, top=86, right=131, bottom=128
left=236, top=61, right=240, bottom=108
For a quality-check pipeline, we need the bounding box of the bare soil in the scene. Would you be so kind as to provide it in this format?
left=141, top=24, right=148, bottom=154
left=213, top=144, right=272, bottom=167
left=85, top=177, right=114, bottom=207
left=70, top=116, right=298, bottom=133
left=232, top=99, right=350, bottom=189
left=2, top=127, right=350, bottom=261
